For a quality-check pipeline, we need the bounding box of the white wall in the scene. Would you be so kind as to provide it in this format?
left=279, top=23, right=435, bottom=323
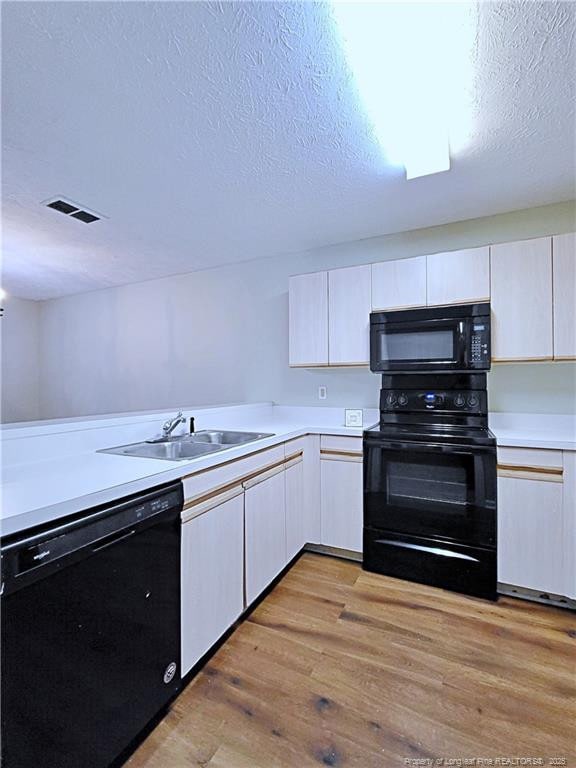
left=8, top=200, right=576, bottom=421
left=1, top=295, right=41, bottom=422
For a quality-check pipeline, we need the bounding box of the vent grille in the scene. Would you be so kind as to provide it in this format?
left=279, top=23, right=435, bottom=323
left=44, top=198, right=102, bottom=223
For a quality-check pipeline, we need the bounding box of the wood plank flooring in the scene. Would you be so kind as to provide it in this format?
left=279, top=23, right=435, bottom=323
left=126, top=553, right=576, bottom=767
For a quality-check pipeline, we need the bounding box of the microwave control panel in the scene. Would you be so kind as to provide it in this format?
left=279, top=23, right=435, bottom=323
left=470, top=323, right=490, bottom=365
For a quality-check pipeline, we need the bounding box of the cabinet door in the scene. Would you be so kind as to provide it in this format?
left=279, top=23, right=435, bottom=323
left=553, top=233, right=576, bottom=359
left=285, top=458, right=305, bottom=561
left=426, top=247, right=490, bottom=306
left=562, top=451, right=576, bottom=599
left=371, top=256, right=426, bottom=311
left=320, top=457, right=363, bottom=552
left=498, top=474, right=564, bottom=594
left=328, top=265, right=371, bottom=365
left=303, top=435, right=321, bottom=545
left=490, top=237, right=553, bottom=361
left=181, top=492, right=245, bottom=675
left=289, top=271, right=328, bottom=366
left=245, top=469, right=287, bottom=605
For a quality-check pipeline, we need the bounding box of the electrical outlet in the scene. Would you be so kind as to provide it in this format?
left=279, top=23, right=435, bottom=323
left=345, top=409, right=363, bottom=427
left=318, top=385, right=327, bottom=400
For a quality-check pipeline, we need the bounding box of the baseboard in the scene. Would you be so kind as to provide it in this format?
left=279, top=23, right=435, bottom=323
left=304, top=542, right=363, bottom=562
left=498, top=582, right=575, bottom=610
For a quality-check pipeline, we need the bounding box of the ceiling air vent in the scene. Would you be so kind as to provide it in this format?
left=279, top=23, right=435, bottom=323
left=44, top=198, right=104, bottom=223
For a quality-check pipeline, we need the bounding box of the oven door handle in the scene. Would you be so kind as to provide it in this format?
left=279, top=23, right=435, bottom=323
left=365, top=439, right=492, bottom=455
left=375, top=538, right=480, bottom=562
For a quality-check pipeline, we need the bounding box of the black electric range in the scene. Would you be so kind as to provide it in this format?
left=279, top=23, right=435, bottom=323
left=363, top=374, right=497, bottom=601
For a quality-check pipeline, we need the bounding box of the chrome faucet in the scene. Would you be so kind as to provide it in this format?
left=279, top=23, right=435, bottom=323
left=162, top=411, right=186, bottom=438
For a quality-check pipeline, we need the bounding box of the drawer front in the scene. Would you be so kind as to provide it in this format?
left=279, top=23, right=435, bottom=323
left=320, top=435, right=363, bottom=459
left=284, top=435, right=308, bottom=460
left=497, top=447, right=563, bottom=469
left=183, top=444, right=285, bottom=503
left=364, top=528, right=497, bottom=601
left=497, top=447, right=563, bottom=483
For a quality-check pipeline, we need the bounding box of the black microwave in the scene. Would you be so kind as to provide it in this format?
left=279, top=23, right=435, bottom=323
left=370, top=303, right=491, bottom=373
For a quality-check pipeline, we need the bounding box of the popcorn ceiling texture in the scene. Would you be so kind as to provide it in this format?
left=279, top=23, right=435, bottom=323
left=2, top=1, right=575, bottom=300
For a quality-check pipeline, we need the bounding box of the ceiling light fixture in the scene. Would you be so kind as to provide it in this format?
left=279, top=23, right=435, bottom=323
left=331, top=1, right=477, bottom=180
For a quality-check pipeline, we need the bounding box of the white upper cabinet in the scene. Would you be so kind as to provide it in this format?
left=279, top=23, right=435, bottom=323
left=553, top=233, right=576, bottom=360
left=371, top=256, right=426, bottom=311
left=289, top=271, right=328, bottom=366
left=490, top=237, right=553, bottom=361
left=426, top=246, right=490, bottom=306
left=328, top=264, right=371, bottom=365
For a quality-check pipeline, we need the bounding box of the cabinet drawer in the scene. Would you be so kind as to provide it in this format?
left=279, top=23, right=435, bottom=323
left=183, top=444, right=285, bottom=503
left=284, top=436, right=307, bottom=460
left=497, top=447, right=563, bottom=482
left=320, top=435, right=363, bottom=462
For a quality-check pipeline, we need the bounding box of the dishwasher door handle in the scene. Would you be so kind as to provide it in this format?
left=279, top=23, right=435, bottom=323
left=92, top=528, right=136, bottom=552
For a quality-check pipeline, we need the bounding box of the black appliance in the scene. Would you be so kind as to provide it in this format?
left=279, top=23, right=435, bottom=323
left=363, top=374, right=497, bottom=600
left=1, top=482, right=184, bottom=768
left=370, top=302, right=490, bottom=373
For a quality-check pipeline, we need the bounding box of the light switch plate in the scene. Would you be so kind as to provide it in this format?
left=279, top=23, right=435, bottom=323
left=345, top=409, right=363, bottom=428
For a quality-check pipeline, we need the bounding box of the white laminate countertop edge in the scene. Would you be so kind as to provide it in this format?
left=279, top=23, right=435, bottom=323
left=1, top=417, right=368, bottom=537
left=1, top=406, right=574, bottom=537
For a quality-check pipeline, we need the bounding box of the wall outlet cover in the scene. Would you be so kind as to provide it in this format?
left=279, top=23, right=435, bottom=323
left=318, top=386, right=327, bottom=400
left=345, top=409, right=363, bottom=427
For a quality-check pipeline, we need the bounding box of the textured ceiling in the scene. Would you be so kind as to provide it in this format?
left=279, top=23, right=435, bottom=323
left=2, top=1, right=575, bottom=300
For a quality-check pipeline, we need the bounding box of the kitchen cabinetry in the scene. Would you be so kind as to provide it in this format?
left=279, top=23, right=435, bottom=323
left=426, top=247, right=490, bottom=306
left=289, top=271, right=328, bottom=367
left=553, top=233, right=576, bottom=360
left=328, top=265, right=371, bottom=365
left=371, top=256, right=426, bottom=311
left=320, top=436, right=363, bottom=553
left=497, top=448, right=566, bottom=596
left=285, top=453, right=305, bottom=561
left=490, top=237, right=553, bottom=361
left=181, top=489, right=245, bottom=675
left=244, top=467, right=287, bottom=605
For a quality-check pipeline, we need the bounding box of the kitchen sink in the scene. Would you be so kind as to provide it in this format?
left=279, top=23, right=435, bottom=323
left=192, top=430, right=273, bottom=445
left=98, top=430, right=274, bottom=461
left=99, top=440, right=223, bottom=461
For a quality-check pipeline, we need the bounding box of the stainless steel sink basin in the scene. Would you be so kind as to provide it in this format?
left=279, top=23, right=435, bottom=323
left=99, top=440, right=224, bottom=461
left=192, top=430, right=273, bottom=445
left=98, top=430, right=274, bottom=461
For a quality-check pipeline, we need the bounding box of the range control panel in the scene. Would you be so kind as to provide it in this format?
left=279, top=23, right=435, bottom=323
left=382, top=389, right=487, bottom=414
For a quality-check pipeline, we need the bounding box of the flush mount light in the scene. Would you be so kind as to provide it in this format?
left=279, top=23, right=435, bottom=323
left=331, top=1, right=477, bottom=179
left=43, top=197, right=105, bottom=223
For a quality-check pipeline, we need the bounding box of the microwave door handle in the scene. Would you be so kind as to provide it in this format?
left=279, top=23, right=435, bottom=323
left=457, top=320, right=467, bottom=365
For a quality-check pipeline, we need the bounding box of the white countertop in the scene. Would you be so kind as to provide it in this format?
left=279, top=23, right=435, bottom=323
left=1, top=404, right=375, bottom=537
left=489, top=412, right=576, bottom=451
left=2, top=404, right=574, bottom=538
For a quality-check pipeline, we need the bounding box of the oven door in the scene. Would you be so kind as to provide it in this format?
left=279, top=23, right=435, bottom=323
left=363, top=437, right=496, bottom=547
left=370, top=317, right=468, bottom=372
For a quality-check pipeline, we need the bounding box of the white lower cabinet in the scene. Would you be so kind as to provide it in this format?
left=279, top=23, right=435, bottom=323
left=497, top=448, right=566, bottom=596
left=285, top=456, right=305, bottom=561
left=320, top=456, right=363, bottom=553
left=245, top=468, right=287, bottom=605
left=181, top=490, right=245, bottom=676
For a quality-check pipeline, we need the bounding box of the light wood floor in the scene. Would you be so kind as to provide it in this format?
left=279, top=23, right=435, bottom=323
left=126, top=553, right=576, bottom=767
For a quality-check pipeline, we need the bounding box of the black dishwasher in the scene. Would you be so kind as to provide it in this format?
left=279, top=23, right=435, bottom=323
left=1, top=481, right=183, bottom=768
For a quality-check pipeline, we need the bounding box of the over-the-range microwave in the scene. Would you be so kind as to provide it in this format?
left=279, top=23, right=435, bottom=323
left=369, top=303, right=491, bottom=373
